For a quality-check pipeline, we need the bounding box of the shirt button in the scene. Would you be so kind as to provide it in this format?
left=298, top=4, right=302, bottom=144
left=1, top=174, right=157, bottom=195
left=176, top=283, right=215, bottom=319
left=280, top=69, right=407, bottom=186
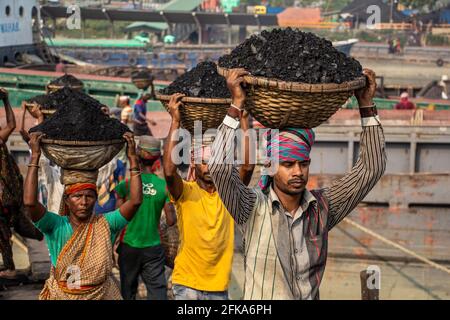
left=294, top=249, right=299, bottom=254
left=296, top=275, right=301, bottom=280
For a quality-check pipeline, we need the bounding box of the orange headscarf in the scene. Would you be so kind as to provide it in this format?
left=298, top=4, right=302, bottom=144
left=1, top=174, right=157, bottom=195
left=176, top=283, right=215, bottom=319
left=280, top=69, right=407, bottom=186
left=64, top=183, right=97, bottom=196
left=60, top=183, right=98, bottom=216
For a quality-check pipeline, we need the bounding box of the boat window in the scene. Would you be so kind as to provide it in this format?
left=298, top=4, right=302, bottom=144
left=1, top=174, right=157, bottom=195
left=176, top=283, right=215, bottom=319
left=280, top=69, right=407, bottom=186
left=19, top=6, right=24, bottom=17
left=5, top=5, right=11, bottom=16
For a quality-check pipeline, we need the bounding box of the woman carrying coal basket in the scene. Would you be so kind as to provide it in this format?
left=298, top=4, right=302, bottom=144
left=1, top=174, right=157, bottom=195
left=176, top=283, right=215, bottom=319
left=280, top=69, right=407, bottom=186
left=23, top=131, right=143, bottom=300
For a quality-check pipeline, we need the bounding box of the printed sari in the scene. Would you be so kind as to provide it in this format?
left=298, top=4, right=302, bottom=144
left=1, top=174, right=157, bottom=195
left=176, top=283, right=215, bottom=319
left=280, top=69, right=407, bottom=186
left=39, top=215, right=122, bottom=300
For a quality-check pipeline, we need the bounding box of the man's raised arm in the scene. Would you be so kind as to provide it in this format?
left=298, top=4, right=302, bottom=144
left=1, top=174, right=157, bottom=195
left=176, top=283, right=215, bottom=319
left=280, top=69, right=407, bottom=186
left=208, top=69, right=257, bottom=226
left=325, top=69, right=387, bottom=230
left=163, top=93, right=185, bottom=201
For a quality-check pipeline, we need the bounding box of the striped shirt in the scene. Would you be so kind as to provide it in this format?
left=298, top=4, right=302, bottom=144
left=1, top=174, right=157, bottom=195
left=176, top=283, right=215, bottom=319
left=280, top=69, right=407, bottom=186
left=208, top=118, right=386, bottom=300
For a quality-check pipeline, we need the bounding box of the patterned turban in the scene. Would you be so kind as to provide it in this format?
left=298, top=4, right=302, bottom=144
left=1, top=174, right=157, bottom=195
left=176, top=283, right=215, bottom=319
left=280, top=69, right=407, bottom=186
left=258, top=128, right=315, bottom=191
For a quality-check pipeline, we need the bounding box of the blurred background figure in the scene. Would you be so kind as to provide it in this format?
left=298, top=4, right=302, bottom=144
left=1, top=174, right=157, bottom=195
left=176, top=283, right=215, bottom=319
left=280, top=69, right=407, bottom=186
left=395, top=92, right=416, bottom=110
left=119, top=96, right=133, bottom=127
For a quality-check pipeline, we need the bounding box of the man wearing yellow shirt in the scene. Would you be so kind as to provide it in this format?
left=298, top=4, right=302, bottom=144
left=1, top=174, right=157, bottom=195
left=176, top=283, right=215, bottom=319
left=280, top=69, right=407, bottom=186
left=163, top=93, right=254, bottom=300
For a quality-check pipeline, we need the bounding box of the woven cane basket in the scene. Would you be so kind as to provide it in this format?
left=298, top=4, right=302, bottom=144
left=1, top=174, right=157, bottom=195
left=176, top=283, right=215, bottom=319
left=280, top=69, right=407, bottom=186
left=156, top=94, right=232, bottom=134
left=40, top=138, right=125, bottom=170
left=159, top=219, right=179, bottom=269
left=217, top=66, right=366, bottom=128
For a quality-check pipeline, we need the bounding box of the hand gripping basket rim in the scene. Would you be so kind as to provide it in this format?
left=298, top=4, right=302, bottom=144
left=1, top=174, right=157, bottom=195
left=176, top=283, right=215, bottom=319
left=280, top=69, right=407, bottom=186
left=217, top=66, right=367, bottom=93
left=24, top=101, right=56, bottom=115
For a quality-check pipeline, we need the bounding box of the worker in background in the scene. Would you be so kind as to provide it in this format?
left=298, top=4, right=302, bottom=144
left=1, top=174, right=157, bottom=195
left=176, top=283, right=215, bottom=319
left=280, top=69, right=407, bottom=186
left=439, top=75, right=449, bottom=100
left=395, top=92, right=416, bottom=110
left=133, top=94, right=157, bottom=136
left=0, top=88, right=43, bottom=279
left=120, top=96, right=133, bottom=127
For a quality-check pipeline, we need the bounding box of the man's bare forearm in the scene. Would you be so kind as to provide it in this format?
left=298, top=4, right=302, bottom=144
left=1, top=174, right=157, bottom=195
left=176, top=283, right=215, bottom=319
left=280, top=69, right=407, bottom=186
left=163, top=120, right=180, bottom=178
left=128, top=155, right=142, bottom=207
left=3, top=98, right=15, bottom=129
left=163, top=120, right=183, bottom=200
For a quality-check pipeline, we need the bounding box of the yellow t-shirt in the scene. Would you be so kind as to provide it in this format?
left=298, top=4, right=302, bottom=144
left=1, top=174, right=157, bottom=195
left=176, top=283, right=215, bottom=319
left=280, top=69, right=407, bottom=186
left=170, top=180, right=234, bottom=292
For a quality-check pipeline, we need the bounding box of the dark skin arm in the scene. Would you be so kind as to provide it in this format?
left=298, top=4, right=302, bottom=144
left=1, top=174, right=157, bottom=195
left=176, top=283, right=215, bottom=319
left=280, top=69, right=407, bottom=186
left=23, top=132, right=47, bottom=222
left=355, top=68, right=377, bottom=108
left=163, top=202, right=176, bottom=226
left=118, top=132, right=143, bottom=221
left=224, top=69, right=255, bottom=186
left=115, top=194, right=124, bottom=209
left=163, top=93, right=185, bottom=201
left=115, top=191, right=176, bottom=226
left=0, top=88, right=16, bottom=144
left=19, top=102, right=44, bottom=144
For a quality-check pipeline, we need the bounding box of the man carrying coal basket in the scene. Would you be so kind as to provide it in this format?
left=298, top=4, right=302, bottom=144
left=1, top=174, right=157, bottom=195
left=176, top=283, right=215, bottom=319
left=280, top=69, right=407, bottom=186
left=208, top=66, right=386, bottom=300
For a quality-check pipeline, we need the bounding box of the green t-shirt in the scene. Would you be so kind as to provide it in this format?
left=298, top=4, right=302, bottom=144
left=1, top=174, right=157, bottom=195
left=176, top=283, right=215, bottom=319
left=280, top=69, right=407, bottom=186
left=34, top=209, right=128, bottom=267
left=115, top=173, right=169, bottom=248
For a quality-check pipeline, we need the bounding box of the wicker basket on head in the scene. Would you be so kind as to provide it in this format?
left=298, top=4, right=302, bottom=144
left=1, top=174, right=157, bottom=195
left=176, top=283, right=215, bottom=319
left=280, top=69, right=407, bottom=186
left=156, top=94, right=232, bottom=134
left=40, top=138, right=125, bottom=171
left=24, top=101, right=56, bottom=120
left=217, top=66, right=366, bottom=129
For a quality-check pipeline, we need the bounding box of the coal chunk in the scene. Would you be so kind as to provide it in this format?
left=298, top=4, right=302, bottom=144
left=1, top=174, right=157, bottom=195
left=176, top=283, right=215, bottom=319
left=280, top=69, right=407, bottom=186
left=29, top=88, right=129, bottom=141
left=48, top=74, right=83, bottom=87
left=25, top=87, right=100, bottom=111
left=218, top=28, right=363, bottom=84
left=159, top=61, right=231, bottom=98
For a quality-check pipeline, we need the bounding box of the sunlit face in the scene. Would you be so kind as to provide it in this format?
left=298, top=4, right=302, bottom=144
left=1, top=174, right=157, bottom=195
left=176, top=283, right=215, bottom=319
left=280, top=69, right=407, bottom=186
left=64, top=189, right=97, bottom=222
left=273, top=160, right=310, bottom=195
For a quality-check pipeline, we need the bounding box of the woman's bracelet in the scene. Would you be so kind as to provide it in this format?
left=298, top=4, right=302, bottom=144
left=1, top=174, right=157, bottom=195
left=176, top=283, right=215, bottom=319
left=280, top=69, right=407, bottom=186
left=230, top=103, right=243, bottom=112
left=130, top=172, right=142, bottom=177
left=28, top=164, right=40, bottom=168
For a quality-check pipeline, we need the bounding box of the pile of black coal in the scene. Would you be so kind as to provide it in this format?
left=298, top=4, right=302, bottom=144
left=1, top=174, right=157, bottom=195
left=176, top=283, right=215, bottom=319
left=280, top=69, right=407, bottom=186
left=29, top=89, right=129, bottom=141
left=218, top=28, right=363, bottom=84
left=48, top=74, right=83, bottom=87
left=25, top=87, right=101, bottom=111
left=159, top=61, right=231, bottom=98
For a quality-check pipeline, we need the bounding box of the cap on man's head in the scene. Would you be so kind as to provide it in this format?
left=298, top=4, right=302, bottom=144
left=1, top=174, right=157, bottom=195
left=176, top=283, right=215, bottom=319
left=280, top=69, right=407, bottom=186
left=400, top=92, right=409, bottom=99
left=138, top=135, right=161, bottom=154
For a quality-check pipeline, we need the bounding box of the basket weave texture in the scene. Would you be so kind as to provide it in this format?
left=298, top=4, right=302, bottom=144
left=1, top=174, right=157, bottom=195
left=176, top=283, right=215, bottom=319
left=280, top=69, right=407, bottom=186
left=159, top=220, right=179, bottom=269
left=217, top=66, right=366, bottom=128
left=156, top=94, right=232, bottom=134
left=40, top=138, right=124, bottom=171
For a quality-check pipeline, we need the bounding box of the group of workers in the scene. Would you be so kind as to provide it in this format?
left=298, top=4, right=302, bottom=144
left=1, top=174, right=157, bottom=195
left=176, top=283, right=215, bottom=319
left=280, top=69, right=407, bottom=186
left=0, top=67, right=386, bottom=300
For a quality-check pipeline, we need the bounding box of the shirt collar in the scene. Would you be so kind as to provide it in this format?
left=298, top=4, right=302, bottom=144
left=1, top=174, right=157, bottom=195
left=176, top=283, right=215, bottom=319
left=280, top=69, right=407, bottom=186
left=269, top=185, right=317, bottom=217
